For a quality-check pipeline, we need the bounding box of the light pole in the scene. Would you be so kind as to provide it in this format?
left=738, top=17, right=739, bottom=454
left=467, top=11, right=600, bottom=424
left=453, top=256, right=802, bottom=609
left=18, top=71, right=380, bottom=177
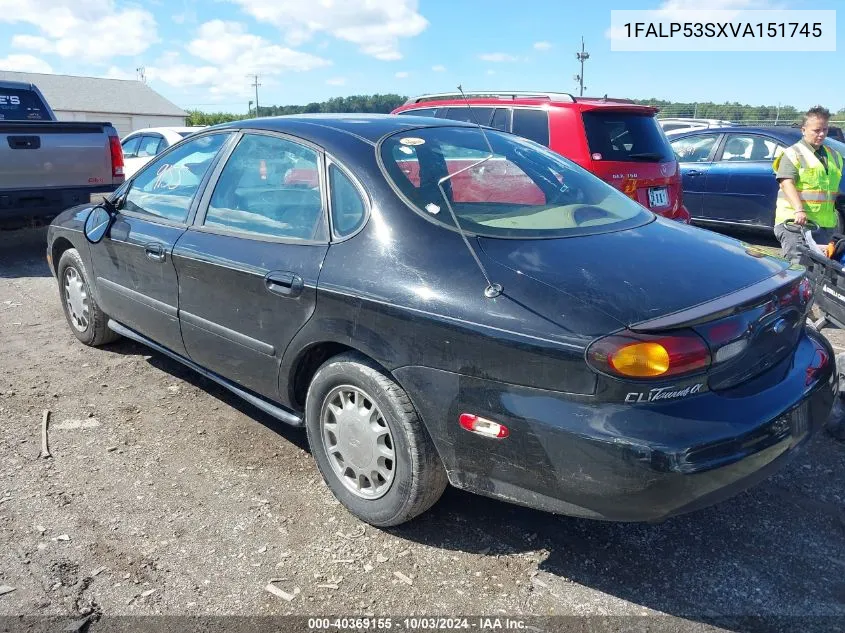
left=574, top=36, right=589, bottom=97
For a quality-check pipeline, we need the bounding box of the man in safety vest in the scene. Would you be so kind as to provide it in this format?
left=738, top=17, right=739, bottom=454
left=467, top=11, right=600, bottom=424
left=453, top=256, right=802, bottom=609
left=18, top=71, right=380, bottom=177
left=773, top=105, right=843, bottom=262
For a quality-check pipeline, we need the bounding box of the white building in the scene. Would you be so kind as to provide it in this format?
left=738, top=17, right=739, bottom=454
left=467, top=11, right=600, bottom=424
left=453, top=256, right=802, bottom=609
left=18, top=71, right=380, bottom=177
left=0, top=70, right=187, bottom=137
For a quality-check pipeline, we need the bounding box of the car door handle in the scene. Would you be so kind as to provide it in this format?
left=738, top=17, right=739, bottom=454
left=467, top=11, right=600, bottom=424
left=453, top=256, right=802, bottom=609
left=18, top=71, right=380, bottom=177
left=265, top=271, right=304, bottom=298
left=687, top=169, right=701, bottom=176
left=144, top=244, right=165, bottom=262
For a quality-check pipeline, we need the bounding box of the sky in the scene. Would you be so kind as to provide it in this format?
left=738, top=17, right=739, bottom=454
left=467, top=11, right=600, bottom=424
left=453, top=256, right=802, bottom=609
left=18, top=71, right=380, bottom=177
left=0, top=0, right=841, bottom=115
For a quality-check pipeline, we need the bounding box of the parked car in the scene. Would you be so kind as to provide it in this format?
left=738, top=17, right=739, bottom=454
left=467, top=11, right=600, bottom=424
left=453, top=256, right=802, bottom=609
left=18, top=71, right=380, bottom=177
left=659, top=117, right=737, bottom=136
left=391, top=91, right=691, bottom=222
left=670, top=126, right=845, bottom=232
left=0, top=80, right=124, bottom=228
left=121, top=126, right=205, bottom=178
left=47, top=114, right=834, bottom=527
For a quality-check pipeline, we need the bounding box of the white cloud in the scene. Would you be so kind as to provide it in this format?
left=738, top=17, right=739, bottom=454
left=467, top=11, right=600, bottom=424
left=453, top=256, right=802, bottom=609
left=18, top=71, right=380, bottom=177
left=104, top=66, right=136, bottom=81
left=660, top=0, right=769, bottom=8
left=486, top=69, right=495, bottom=76
left=229, top=0, right=428, bottom=60
left=146, top=22, right=331, bottom=98
left=533, top=41, right=552, bottom=50
left=326, top=77, right=347, bottom=86
left=395, top=71, right=409, bottom=79
left=0, top=0, right=157, bottom=62
left=431, top=64, right=446, bottom=72
left=478, top=53, right=518, bottom=62
left=0, top=53, right=52, bottom=73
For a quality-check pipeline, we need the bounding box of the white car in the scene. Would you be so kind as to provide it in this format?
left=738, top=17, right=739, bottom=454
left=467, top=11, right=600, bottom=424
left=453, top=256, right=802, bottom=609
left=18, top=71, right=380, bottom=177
left=120, top=127, right=205, bottom=178
left=659, top=118, right=737, bottom=136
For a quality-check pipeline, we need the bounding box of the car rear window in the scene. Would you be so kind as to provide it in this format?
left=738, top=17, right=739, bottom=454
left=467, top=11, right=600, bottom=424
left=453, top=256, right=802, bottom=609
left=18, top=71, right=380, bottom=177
left=0, top=88, right=49, bottom=121
left=379, top=125, right=650, bottom=239
left=583, top=112, right=674, bottom=162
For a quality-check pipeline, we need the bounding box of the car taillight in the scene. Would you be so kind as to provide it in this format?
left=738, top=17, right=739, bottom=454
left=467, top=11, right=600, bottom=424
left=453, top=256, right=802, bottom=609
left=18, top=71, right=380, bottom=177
left=799, top=277, right=813, bottom=303
left=109, top=134, right=124, bottom=178
left=587, top=329, right=711, bottom=379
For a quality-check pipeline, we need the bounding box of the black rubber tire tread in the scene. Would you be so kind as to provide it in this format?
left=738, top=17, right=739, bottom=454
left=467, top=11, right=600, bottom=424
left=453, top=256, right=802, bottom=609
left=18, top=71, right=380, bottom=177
left=305, top=351, right=448, bottom=527
left=57, top=248, right=120, bottom=347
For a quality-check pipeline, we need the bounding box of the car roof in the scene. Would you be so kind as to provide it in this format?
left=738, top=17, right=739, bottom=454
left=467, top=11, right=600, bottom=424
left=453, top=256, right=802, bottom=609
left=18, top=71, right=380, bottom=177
left=124, top=126, right=204, bottom=136
left=396, top=96, right=658, bottom=114
left=208, top=113, right=479, bottom=146
left=671, top=126, right=803, bottom=140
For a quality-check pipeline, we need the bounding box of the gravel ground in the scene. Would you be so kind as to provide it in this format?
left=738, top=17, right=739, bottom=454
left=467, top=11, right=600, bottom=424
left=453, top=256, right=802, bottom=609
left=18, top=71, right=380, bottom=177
left=1, top=227, right=844, bottom=632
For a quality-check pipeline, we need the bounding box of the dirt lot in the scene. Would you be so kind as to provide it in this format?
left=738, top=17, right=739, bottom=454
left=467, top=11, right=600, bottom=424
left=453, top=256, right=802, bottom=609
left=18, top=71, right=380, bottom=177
left=1, top=227, right=845, bottom=630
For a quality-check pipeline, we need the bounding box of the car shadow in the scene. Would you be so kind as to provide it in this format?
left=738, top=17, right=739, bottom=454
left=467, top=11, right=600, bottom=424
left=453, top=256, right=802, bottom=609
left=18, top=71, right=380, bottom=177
left=99, top=337, right=311, bottom=453
left=0, top=227, right=53, bottom=279
left=385, top=438, right=845, bottom=627
left=96, top=338, right=845, bottom=628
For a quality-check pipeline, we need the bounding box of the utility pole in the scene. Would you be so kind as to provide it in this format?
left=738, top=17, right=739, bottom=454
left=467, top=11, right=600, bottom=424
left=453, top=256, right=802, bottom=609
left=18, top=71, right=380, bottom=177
left=574, top=36, right=589, bottom=97
left=247, top=74, right=261, bottom=117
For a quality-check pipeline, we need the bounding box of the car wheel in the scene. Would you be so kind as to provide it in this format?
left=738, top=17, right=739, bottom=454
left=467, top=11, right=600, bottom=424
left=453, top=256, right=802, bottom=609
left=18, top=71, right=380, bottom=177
left=305, top=352, right=448, bottom=527
left=57, top=248, right=120, bottom=347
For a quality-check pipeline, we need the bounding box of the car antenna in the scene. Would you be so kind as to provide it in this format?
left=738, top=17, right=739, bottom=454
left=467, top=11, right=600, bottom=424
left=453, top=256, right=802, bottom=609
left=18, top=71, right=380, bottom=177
left=435, top=84, right=503, bottom=298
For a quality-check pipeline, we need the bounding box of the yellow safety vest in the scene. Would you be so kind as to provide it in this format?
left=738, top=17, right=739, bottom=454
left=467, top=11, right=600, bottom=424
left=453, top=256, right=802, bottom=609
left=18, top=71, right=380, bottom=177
left=773, top=141, right=843, bottom=227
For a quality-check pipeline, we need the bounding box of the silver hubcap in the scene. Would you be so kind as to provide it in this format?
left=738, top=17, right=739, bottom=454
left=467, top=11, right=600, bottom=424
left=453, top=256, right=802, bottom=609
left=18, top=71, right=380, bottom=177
left=320, top=386, right=396, bottom=500
left=63, top=267, right=89, bottom=332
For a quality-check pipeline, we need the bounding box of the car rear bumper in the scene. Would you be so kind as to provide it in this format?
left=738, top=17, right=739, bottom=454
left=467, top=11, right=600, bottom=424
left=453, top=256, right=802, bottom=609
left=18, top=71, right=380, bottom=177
left=0, top=185, right=117, bottom=224
left=394, top=327, right=835, bottom=521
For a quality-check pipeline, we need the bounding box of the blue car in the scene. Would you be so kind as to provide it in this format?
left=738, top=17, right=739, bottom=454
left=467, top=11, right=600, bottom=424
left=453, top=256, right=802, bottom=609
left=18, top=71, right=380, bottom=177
left=669, top=126, right=845, bottom=233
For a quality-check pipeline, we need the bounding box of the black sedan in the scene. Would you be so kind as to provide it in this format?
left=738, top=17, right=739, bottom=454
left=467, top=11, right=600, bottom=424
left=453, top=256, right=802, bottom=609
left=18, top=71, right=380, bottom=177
left=46, top=114, right=835, bottom=526
left=670, top=126, right=845, bottom=233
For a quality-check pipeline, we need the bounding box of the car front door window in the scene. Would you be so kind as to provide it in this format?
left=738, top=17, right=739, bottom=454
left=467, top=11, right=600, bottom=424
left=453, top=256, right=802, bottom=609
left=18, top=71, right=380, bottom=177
left=123, top=133, right=230, bottom=223
left=671, top=134, right=718, bottom=162
left=203, top=133, right=327, bottom=241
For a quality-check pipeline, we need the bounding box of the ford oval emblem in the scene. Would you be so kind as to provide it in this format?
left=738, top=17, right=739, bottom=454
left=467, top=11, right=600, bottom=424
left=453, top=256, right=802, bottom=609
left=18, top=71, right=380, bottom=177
left=772, top=318, right=788, bottom=334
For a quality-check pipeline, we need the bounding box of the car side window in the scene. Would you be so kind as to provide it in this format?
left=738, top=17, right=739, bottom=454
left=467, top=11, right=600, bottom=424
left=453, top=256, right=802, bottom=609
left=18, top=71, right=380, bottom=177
left=512, top=109, right=550, bottom=147
left=123, top=133, right=230, bottom=223
left=720, top=134, right=781, bottom=162
left=437, top=107, right=495, bottom=127
left=121, top=136, right=140, bottom=158
left=204, top=133, right=327, bottom=242
left=137, top=135, right=163, bottom=158
left=670, top=134, right=718, bottom=163
left=490, top=108, right=510, bottom=132
left=398, top=107, right=438, bottom=118
left=329, top=164, right=366, bottom=238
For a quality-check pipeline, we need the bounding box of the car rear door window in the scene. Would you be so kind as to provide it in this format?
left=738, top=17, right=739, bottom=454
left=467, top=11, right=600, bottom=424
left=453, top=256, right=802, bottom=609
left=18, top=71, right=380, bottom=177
left=490, top=108, right=510, bottom=132
left=137, top=135, right=163, bottom=158
left=582, top=112, right=673, bottom=162
left=719, top=134, right=784, bottom=162
left=438, top=107, right=496, bottom=127
left=123, top=133, right=230, bottom=223
left=512, top=109, right=550, bottom=147
left=203, top=133, right=327, bottom=241
left=670, top=133, right=719, bottom=163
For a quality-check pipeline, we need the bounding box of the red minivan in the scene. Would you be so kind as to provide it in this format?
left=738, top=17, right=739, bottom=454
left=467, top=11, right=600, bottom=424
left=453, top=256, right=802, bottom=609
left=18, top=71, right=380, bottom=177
left=392, top=91, right=690, bottom=222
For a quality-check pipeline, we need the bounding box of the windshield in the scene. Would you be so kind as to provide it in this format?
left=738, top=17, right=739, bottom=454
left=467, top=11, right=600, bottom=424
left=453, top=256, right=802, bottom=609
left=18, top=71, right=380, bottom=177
left=582, top=112, right=674, bottom=162
left=379, top=126, right=651, bottom=239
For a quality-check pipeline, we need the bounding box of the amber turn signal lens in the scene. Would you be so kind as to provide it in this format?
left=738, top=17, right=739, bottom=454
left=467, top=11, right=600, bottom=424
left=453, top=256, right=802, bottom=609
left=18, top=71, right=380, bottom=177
left=610, top=342, right=671, bottom=377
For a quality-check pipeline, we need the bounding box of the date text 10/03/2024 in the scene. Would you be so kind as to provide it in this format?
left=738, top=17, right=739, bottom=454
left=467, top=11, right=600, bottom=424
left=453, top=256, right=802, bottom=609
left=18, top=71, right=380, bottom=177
left=307, top=617, right=527, bottom=630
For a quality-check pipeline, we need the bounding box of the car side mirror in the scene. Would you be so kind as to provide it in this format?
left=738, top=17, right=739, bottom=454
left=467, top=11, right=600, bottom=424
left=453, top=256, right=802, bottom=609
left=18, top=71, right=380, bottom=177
left=83, top=204, right=114, bottom=244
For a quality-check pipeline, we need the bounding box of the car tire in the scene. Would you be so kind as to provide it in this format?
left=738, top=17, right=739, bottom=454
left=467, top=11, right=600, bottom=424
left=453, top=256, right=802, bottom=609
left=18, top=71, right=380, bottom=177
left=305, top=352, right=448, bottom=527
left=57, top=248, right=120, bottom=347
